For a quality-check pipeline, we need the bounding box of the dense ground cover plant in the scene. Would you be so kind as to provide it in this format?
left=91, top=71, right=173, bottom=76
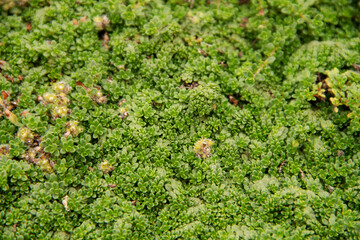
left=1, top=0, right=360, bottom=239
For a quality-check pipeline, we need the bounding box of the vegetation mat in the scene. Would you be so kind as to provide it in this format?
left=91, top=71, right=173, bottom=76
left=1, top=0, right=360, bottom=239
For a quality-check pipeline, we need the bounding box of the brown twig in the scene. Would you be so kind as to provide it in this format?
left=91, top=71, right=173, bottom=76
left=253, top=48, right=276, bottom=79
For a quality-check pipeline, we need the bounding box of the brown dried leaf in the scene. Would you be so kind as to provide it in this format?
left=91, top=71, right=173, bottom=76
left=197, top=49, right=208, bottom=57
left=1, top=90, right=9, bottom=100
left=228, top=95, right=238, bottom=106
left=26, top=22, right=32, bottom=31
left=80, top=16, right=87, bottom=22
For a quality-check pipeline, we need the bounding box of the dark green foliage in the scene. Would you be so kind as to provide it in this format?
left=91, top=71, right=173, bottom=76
left=1, top=0, right=360, bottom=239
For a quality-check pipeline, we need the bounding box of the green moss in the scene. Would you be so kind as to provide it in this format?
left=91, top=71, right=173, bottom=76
left=1, top=0, right=360, bottom=238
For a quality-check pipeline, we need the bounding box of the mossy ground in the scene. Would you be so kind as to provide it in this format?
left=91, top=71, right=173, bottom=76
left=1, top=0, right=360, bottom=239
